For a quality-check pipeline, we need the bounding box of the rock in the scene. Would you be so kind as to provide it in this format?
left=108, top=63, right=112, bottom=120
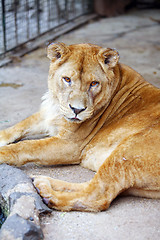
left=0, top=164, right=51, bottom=239
left=0, top=164, right=30, bottom=193
left=0, top=214, right=43, bottom=240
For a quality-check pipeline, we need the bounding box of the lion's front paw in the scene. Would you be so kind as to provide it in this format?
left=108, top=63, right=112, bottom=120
left=0, top=140, right=8, bottom=147
left=0, top=130, right=11, bottom=147
left=0, top=146, right=10, bottom=164
left=0, top=136, right=8, bottom=147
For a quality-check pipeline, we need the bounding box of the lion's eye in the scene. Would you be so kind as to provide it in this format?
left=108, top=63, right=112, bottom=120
left=90, top=81, right=99, bottom=88
left=63, top=77, right=71, bottom=83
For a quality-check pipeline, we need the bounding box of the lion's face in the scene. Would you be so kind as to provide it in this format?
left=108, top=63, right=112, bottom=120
left=47, top=43, right=119, bottom=122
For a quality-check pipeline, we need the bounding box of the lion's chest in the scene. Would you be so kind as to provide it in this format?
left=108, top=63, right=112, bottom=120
left=81, top=141, right=119, bottom=172
left=80, top=123, right=135, bottom=172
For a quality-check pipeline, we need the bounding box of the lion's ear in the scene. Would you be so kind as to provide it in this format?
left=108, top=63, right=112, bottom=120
left=98, top=48, right=119, bottom=68
left=47, top=42, right=70, bottom=61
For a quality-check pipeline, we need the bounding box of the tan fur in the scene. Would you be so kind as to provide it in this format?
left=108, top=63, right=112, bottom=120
left=0, top=43, right=160, bottom=212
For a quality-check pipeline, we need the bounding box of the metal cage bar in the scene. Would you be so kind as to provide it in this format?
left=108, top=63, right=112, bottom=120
left=1, top=0, right=6, bottom=52
left=0, top=0, right=93, bottom=58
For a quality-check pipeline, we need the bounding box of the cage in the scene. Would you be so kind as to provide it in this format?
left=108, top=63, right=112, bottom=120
left=0, top=0, right=93, bottom=63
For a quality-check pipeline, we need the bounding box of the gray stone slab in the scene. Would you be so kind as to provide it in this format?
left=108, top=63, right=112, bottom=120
left=0, top=164, right=51, bottom=240
left=0, top=214, right=43, bottom=240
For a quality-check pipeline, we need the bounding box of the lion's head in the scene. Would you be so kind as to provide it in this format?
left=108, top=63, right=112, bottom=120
left=47, top=43, right=120, bottom=122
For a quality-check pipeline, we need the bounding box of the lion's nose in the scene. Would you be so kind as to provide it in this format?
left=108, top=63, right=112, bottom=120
left=69, top=104, right=86, bottom=115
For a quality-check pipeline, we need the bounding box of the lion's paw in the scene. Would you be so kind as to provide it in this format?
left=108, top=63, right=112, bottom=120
left=0, top=137, right=8, bottom=147
left=32, top=176, right=56, bottom=206
left=0, top=130, right=10, bottom=147
left=32, top=176, right=89, bottom=211
left=32, top=176, right=71, bottom=210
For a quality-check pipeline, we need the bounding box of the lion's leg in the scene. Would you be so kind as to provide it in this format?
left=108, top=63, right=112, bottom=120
left=0, top=137, right=80, bottom=166
left=0, top=112, right=43, bottom=147
left=33, top=129, right=160, bottom=212
left=33, top=176, right=89, bottom=192
left=33, top=154, right=133, bottom=212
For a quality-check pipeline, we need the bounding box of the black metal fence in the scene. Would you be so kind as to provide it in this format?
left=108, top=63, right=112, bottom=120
left=0, top=0, right=93, bottom=58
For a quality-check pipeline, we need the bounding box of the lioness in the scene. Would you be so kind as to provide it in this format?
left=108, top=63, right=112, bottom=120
left=0, top=43, right=160, bottom=212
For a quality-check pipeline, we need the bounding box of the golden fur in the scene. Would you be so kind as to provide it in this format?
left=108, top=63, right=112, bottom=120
left=0, top=43, right=160, bottom=211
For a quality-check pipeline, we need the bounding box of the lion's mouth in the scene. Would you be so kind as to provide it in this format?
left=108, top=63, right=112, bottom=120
left=65, top=115, right=81, bottom=122
left=70, top=117, right=81, bottom=122
left=64, top=114, right=82, bottom=122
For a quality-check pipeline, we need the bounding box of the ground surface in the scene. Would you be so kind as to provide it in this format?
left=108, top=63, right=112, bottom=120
left=0, top=8, right=160, bottom=240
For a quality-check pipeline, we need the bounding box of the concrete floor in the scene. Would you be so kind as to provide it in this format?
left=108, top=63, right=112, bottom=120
left=0, top=8, right=160, bottom=240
